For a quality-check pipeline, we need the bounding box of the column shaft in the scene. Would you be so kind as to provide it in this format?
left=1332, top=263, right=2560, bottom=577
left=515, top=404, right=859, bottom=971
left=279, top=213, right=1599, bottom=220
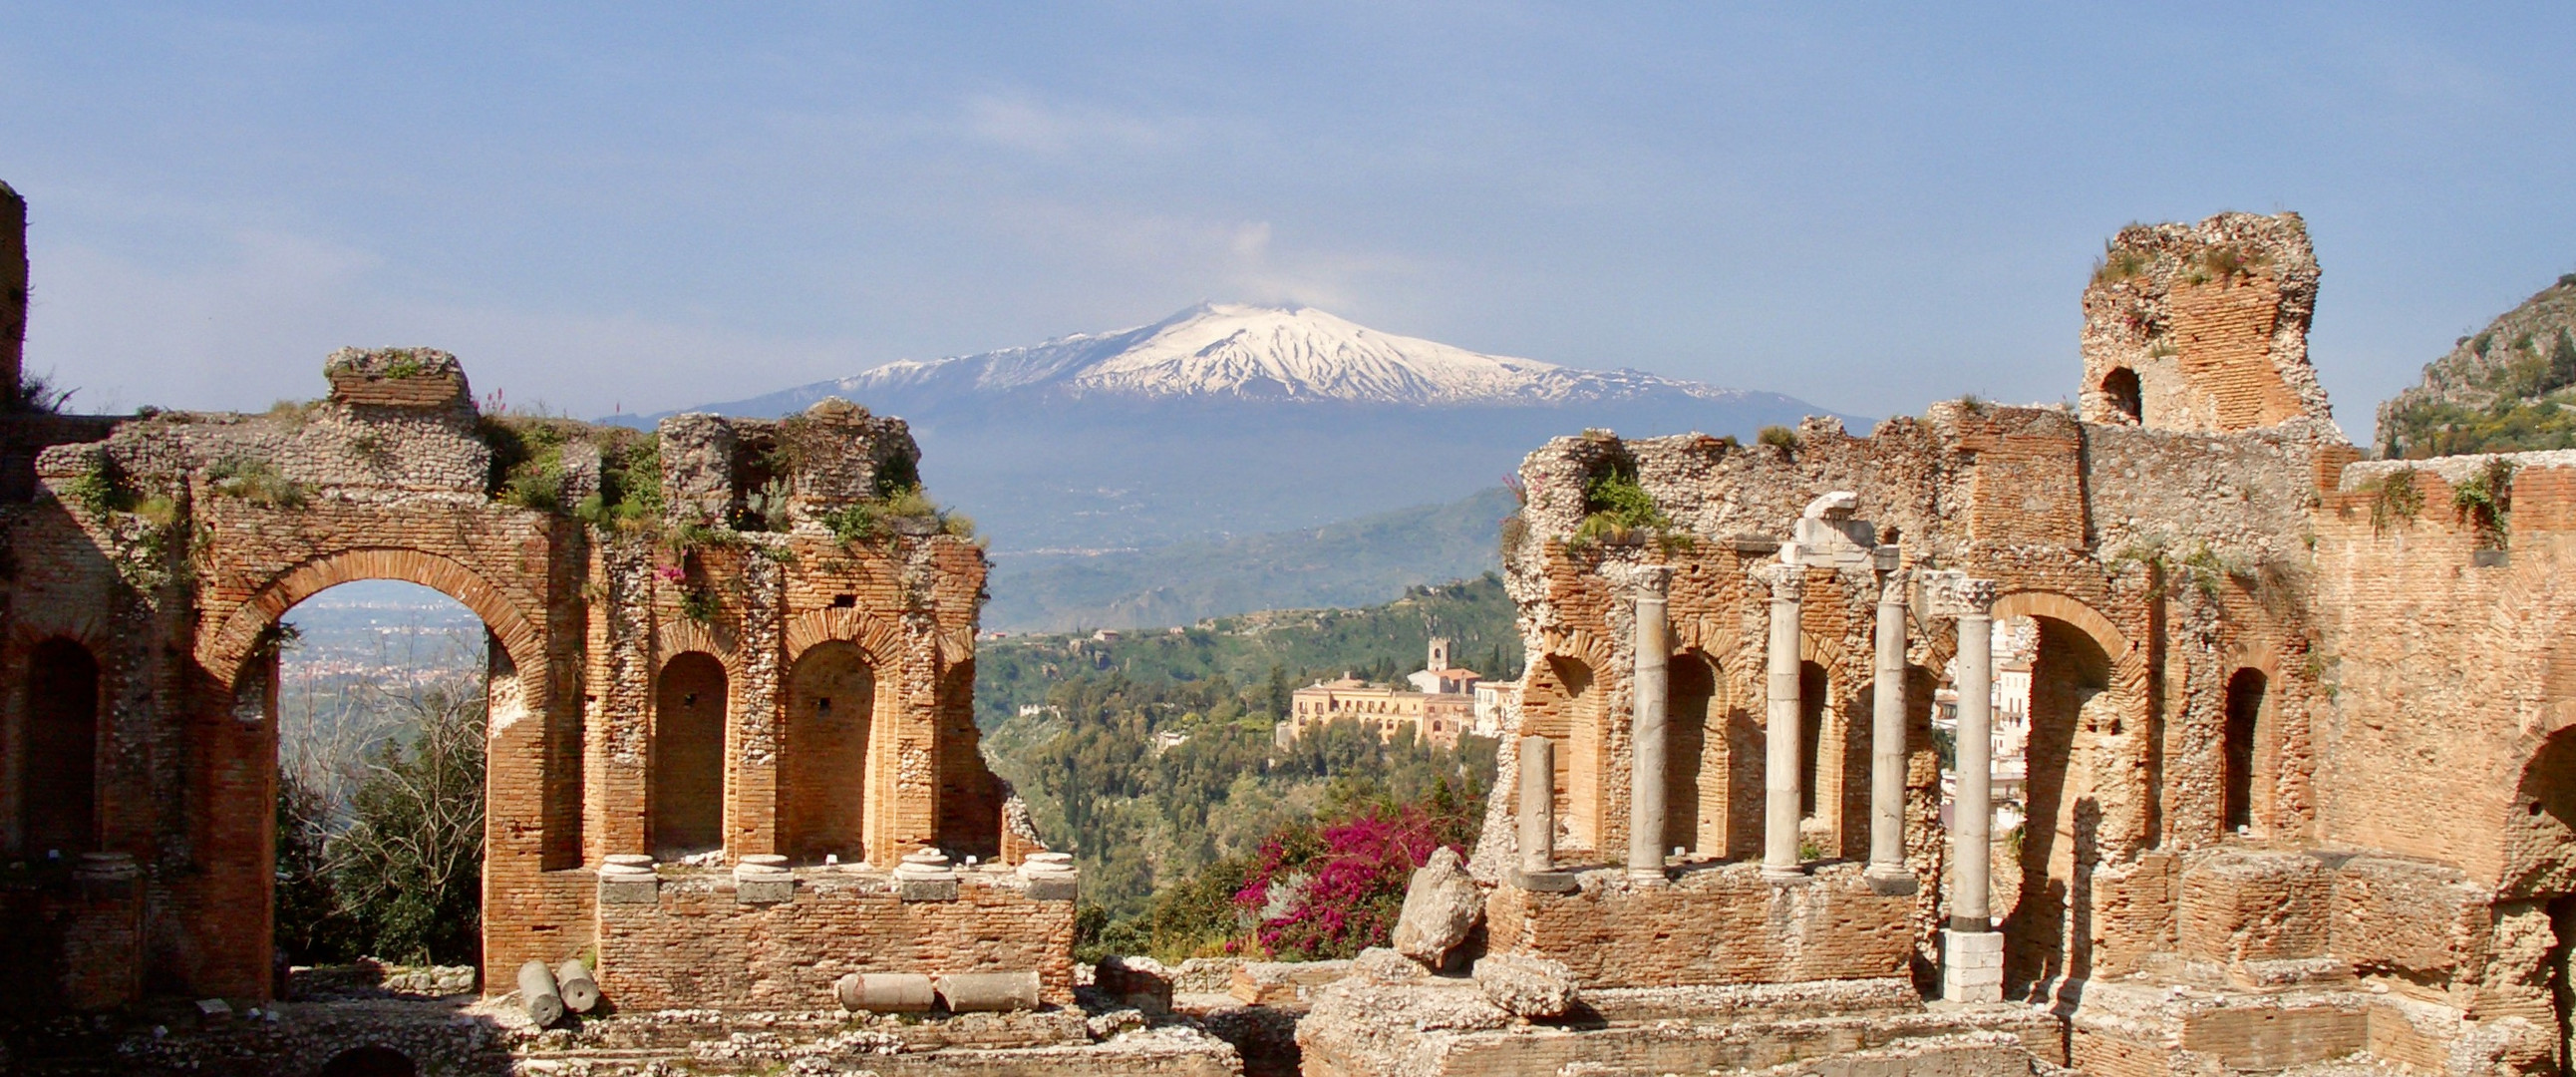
left=1518, top=735, right=1554, bottom=876
left=1868, top=572, right=1908, bottom=880
left=1628, top=585, right=1670, bottom=882
left=1953, top=610, right=1994, bottom=928
left=1764, top=570, right=1803, bottom=880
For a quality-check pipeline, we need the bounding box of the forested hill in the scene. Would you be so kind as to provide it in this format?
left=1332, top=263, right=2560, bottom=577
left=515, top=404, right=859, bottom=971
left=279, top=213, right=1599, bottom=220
left=2378, top=272, right=2576, bottom=457
left=970, top=573, right=1519, bottom=959
left=973, top=572, right=1521, bottom=731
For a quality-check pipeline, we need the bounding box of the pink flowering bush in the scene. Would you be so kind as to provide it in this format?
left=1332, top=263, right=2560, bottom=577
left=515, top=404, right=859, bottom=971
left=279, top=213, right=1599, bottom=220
left=1231, top=787, right=1477, bottom=960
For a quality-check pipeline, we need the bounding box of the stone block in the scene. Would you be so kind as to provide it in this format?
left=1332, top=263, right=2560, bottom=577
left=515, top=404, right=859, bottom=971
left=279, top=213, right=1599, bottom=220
left=1473, top=952, right=1579, bottom=1018
left=600, top=879, right=659, bottom=904
left=734, top=879, right=795, bottom=904
left=1509, top=869, right=1579, bottom=894
left=1942, top=929, right=2004, bottom=1003
left=1026, top=878, right=1079, bottom=901
left=899, top=879, right=959, bottom=902
left=2178, top=851, right=2329, bottom=965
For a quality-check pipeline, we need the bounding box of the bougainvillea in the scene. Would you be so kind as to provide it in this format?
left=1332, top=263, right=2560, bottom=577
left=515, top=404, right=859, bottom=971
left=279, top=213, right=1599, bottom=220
left=1230, top=782, right=1479, bottom=960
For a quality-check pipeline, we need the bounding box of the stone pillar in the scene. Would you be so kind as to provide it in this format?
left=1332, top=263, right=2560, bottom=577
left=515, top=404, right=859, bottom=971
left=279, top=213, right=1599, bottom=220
left=1940, top=575, right=2003, bottom=1003
left=1867, top=569, right=1910, bottom=884
left=1760, top=562, right=1805, bottom=881
left=1516, top=735, right=1564, bottom=888
left=1628, top=566, right=1671, bottom=884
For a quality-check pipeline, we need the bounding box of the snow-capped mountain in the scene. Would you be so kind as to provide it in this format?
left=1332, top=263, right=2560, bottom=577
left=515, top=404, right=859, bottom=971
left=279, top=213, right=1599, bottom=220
left=684, top=303, right=1766, bottom=414
left=619, top=303, right=1857, bottom=626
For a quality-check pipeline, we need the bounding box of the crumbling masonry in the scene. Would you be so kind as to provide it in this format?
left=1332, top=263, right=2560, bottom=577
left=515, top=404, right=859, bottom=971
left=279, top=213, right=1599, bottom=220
left=1299, top=211, right=2576, bottom=1076
left=0, top=180, right=1068, bottom=1030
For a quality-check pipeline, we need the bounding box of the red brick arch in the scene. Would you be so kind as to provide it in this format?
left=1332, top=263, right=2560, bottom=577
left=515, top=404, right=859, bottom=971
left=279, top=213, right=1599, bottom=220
left=200, top=546, right=545, bottom=685
left=1992, top=589, right=2129, bottom=659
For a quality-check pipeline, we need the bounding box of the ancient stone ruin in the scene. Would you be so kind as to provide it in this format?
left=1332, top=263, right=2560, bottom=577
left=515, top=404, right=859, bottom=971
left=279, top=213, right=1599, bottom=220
left=11, top=182, right=2576, bottom=1075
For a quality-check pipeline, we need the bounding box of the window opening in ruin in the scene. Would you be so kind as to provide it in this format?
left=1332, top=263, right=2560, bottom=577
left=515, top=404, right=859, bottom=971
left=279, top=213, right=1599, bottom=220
left=1666, top=651, right=1717, bottom=858
left=2101, top=367, right=2142, bottom=424
left=785, top=641, right=873, bottom=865
left=270, top=580, right=490, bottom=971
left=2006, top=615, right=2113, bottom=999
left=653, top=652, right=729, bottom=858
left=1532, top=655, right=1599, bottom=854
left=1799, top=662, right=1827, bottom=821
left=21, top=637, right=100, bottom=858
left=2222, top=667, right=2266, bottom=835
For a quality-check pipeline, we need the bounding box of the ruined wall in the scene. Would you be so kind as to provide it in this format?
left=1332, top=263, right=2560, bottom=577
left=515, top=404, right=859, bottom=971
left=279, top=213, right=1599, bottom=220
left=595, top=869, right=1075, bottom=1011
left=1485, top=862, right=1915, bottom=987
left=0, top=338, right=1034, bottom=1012
left=2079, top=211, right=2331, bottom=435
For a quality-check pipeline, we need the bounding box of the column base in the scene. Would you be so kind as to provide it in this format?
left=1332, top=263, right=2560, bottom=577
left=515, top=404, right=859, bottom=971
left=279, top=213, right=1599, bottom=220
left=1761, top=864, right=1807, bottom=884
left=1625, top=867, right=1670, bottom=886
left=1941, top=928, right=2004, bottom=1003
left=1862, top=865, right=1918, bottom=896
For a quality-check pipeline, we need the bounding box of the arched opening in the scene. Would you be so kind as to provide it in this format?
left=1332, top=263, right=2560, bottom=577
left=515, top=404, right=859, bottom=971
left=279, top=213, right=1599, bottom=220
left=1666, top=651, right=1718, bottom=858
left=2101, top=367, right=2142, bottom=424
left=320, top=1045, right=418, bottom=1077
left=271, top=580, right=491, bottom=974
left=783, top=642, right=872, bottom=865
left=2222, top=668, right=2266, bottom=836
left=1798, top=662, right=1828, bottom=822
left=22, top=637, right=101, bottom=858
left=2003, top=615, right=2114, bottom=1000
left=936, top=660, right=1002, bottom=861
left=1521, top=655, right=1603, bottom=857
left=653, top=652, right=728, bottom=859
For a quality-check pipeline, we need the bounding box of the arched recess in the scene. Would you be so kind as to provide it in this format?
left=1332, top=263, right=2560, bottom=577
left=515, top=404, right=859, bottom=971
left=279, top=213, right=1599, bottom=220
left=936, top=659, right=1003, bottom=861
left=1520, top=654, right=1606, bottom=857
left=2100, top=368, right=2143, bottom=424
left=2502, top=726, right=2576, bottom=1068
left=782, top=641, right=872, bottom=864
left=653, top=652, right=729, bottom=858
left=2222, top=668, right=2268, bottom=836
left=20, top=637, right=101, bottom=857
left=2002, top=613, right=2117, bottom=1000
left=1666, top=649, right=1743, bottom=859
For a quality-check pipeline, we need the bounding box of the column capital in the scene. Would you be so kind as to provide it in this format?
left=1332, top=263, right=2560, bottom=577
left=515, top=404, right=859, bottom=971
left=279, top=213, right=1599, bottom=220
left=1631, top=563, right=1672, bottom=600
left=1922, top=570, right=1997, bottom=616
left=1876, top=566, right=1912, bottom=605
left=1751, top=561, right=1804, bottom=601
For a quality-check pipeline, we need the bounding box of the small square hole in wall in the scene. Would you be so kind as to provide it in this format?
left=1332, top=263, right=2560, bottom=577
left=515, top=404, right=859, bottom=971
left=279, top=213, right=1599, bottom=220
left=2473, top=549, right=2510, bottom=568
left=831, top=593, right=856, bottom=608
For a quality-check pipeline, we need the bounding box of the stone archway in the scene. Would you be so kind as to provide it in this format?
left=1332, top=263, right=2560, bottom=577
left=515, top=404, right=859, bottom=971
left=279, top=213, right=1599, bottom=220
left=196, top=547, right=556, bottom=1001
left=2000, top=611, right=2122, bottom=1000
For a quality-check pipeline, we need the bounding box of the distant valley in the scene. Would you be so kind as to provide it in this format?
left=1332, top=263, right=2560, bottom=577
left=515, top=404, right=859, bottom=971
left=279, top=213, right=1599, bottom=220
left=615, top=303, right=1857, bottom=627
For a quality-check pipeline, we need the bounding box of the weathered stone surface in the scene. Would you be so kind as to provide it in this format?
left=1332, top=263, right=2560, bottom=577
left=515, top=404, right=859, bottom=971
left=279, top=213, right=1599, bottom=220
left=1390, top=847, right=1482, bottom=967
left=1471, top=952, right=1576, bottom=1018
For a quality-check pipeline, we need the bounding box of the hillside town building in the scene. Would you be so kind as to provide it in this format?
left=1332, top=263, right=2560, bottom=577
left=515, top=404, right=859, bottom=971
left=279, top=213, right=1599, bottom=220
left=1285, top=638, right=1480, bottom=749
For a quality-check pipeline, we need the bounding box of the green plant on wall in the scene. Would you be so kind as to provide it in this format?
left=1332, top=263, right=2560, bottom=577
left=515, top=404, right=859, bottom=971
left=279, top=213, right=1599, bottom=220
left=207, top=456, right=311, bottom=509
left=2366, top=467, right=2422, bottom=535
left=1569, top=450, right=1670, bottom=547
left=2453, top=457, right=2517, bottom=550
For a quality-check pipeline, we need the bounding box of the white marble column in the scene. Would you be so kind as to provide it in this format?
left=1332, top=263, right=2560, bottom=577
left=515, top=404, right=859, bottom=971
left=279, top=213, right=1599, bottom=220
left=1866, top=568, right=1910, bottom=883
left=1628, top=566, right=1672, bottom=884
left=1760, top=561, right=1805, bottom=881
left=1940, top=574, right=2002, bottom=1003
left=1518, top=735, right=1554, bottom=876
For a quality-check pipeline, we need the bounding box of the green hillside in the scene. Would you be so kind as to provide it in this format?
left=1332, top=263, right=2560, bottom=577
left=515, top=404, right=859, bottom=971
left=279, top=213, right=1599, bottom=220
left=2378, top=273, right=2576, bottom=458
left=982, top=487, right=1518, bottom=632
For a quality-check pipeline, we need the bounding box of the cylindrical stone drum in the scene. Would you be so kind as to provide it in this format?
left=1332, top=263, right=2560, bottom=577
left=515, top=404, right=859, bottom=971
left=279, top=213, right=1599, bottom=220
left=835, top=971, right=935, bottom=1012
left=555, top=958, right=600, bottom=1013
left=935, top=970, right=1040, bottom=1012
left=517, top=959, right=564, bottom=1027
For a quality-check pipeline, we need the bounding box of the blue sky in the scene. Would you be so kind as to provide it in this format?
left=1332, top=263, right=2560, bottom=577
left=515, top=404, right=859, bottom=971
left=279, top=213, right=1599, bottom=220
left=4, top=4, right=2571, bottom=435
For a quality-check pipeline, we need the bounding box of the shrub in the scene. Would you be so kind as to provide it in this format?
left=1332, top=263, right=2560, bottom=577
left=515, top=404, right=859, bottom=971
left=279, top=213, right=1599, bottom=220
left=821, top=503, right=880, bottom=544
left=2453, top=456, right=2517, bottom=549
left=1232, top=799, right=1473, bottom=960
left=207, top=456, right=310, bottom=509
left=2367, top=467, right=2422, bottom=534
left=1570, top=451, right=1670, bottom=545
left=1757, top=425, right=1799, bottom=450
left=63, top=455, right=134, bottom=518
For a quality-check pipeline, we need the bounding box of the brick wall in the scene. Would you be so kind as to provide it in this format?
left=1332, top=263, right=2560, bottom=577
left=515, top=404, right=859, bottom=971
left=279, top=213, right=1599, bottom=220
left=1486, top=862, right=1914, bottom=987
left=595, top=870, right=1073, bottom=1010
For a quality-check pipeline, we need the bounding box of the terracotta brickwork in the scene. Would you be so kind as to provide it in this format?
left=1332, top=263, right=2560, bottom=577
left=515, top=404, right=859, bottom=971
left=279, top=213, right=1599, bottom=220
left=1484, top=862, right=1915, bottom=987
left=595, top=869, right=1075, bottom=1011
left=0, top=273, right=1045, bottom=1012
left=2078, top=210, right=2331, bottom=434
